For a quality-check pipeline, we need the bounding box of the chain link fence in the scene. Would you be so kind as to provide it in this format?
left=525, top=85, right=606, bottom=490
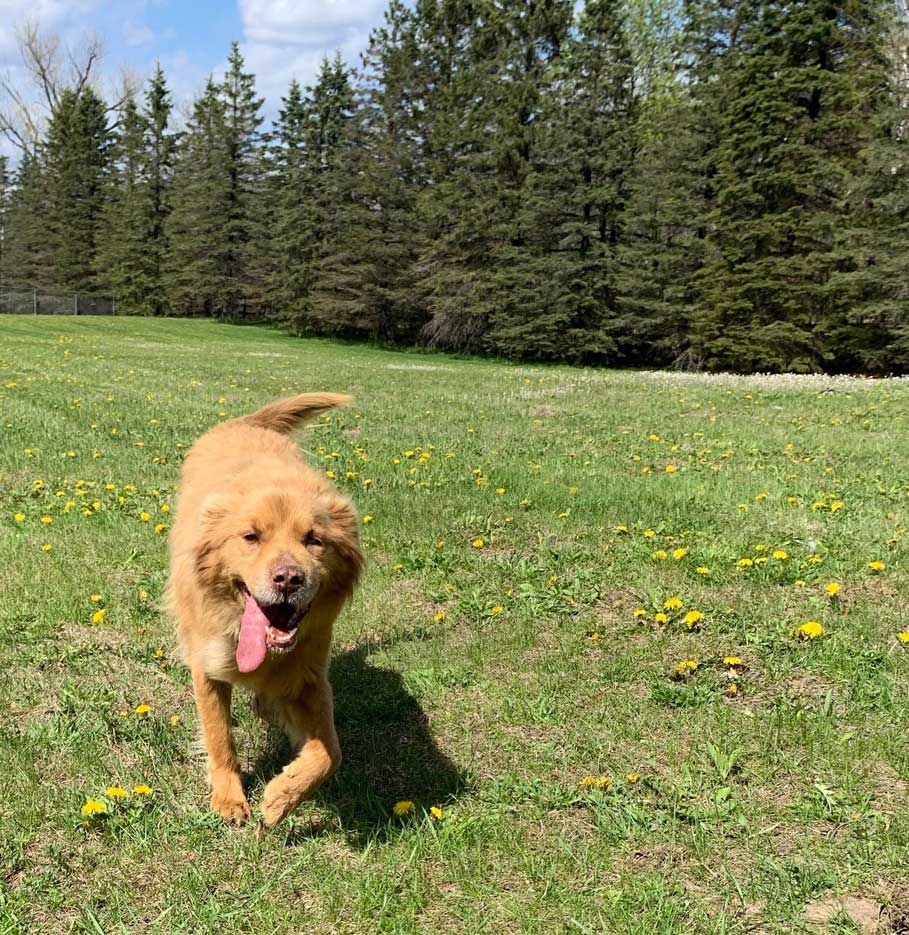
left=0, top=284, right=115, bottom=316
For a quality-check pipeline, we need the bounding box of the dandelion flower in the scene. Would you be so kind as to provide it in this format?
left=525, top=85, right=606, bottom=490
left=772, top=550, right=788, bottom=560
left=471, top=537, right=484, bottom=548
left=132, top=785, right=153, bottom=796
left=825, top=582, right=840, bottom=596
left=672, top=548, right=687, bottom=560
left=626, top=773, right=640, bottom=784
left=684, top=610, right=703, bottom=627
left=654, top=612, right=668, bottom=624
left=675, top=659, right=698, bottom=674
left=393, top=800, right=414, bottom=816
left=433, top=611, right=446, bottom=623
left=653, top=550, right=668, bottom=560
left=14, top=512, right=25, bottom=522
left=868, top=561, right=885, bottom=572
left=106, top=786, right=128, bottom=798
left=632, top=608, right=647, bottom=619
left=643, top=529, right=655, bottom=539
left=81, top=800, right=107, bottom=817
left=41, top=515, right=52, bottom=525
left=695, top=566, right=711, bottom=575
left=897, top=632, right=909, bottom=644
left=134, top=703, right=151, bottom=716
left=663, top=596, right=683, bottom=611
left=91, top=609, right=106, bottom=625
left=362, top=515, right=374, bottom=525
left=490, top=605, right=505, bottom=614
left=41, top=544, right=52, bottom=552
left=798, top=621, right=824, bottom=640
left=737, top=558, right=753, bottom=569
left=169, top=714, right=182, bottom=726
left=430, top=806, right=444, bottom=819
left=830, top=501, right=844, bottom=512
left=664, top=465, right=677, bottom=474
left=723, top=656, right=743, bottom=668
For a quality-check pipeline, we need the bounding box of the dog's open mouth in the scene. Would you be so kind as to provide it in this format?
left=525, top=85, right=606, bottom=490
left=235, top=584, right=309, bottom=672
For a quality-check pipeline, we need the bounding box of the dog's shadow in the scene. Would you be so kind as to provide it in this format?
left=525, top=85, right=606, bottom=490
left=248, top=643, right=468, bottom=846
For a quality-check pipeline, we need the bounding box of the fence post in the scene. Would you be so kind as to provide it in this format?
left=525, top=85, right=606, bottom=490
left=74, top=293, right=78, bottom=315
left=33, top=289, right=37, bottom=315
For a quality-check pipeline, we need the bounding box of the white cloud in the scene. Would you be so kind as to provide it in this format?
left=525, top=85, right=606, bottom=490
left=236, top=0, right=388, bottom=107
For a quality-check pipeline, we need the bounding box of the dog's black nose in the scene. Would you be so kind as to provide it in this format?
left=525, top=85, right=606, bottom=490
left=272, top=563, right=306, bottom=594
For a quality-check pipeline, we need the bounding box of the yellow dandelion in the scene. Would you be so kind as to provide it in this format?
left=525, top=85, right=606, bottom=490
left=472, top=537, right=485, bottom=548
left=106, top=786, right=128, bottom=798
left=393, top=800, right=414, bottom=816
left=772, top=550, right=788, bottom=560
left=643, top=529, right=655, bottom=539
left=41, top=515, right=52, bottom=525
left=626, top=773, right=640, bottom=784
left=81, top=800, right=107, bottom=817
left=664, top=464, right=677, bottom=474
left=825, top=582, right=840, bottom=596
left=132, top=785, right=153, bottom=796
left=154, top=523, right=167, bottom=534
left=653, top=549, right=668, bottom=560
left=726, top=683, right=739, bottom=697
left=138, top=589, right=149, bottom=601
left=632, top=608, right=647, bottom=619
left=723, top=656, right=743, bottom=667
left=41, top=543, right=52, bottom=552
left=695, top=566, right=711, bottom=575
left=684, top=610, right=703, bottom=627
left=663, top=596, right=683, bottom=611
left=868, top=561, right=885, bottom=572
left=737, top=558, right=753, bottom=569
left=14, top=512, right=25, bottom=522
left=675, top=659, right=698, bottom=674
left=654, top=612, right=668, bottom=624
left=362, top=514, right=374, bottom=524
left=490, top=605, right=505, bottom=614
left=672, top=548, right=687, bottom=560
left=897, top=632, right=909, bottom=644
left=169, top=714, right=182, bottom=726
left=430, top=806, right=444, bottom=819
left=134, top=703, right=151, bottom=716
left=139, top=511, right=151, bottom=522
left=91, top=609, right=106, bottom=625
left=798, top=621, right=824, bottom=640
left=830, top=501, right=844, bottom=512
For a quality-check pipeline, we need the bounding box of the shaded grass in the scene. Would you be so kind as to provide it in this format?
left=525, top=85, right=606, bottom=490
left=0, top=317, right=908, bottom=933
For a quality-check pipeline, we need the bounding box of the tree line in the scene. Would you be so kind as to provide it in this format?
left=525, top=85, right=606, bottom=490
left=0, top=0, right=907, bottom=373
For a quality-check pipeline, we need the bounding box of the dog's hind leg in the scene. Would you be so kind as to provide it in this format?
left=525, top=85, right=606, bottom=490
left=192, top=668, right=252, bottom=824
left=260, top=679, right=340, bottom=827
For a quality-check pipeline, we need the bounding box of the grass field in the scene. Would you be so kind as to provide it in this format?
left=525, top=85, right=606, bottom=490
left=1, top=317, right=908, bottom=934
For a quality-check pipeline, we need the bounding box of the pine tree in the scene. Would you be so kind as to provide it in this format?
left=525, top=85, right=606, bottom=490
left=43, top=86, right=111, bottom=293
left=164, top=78, right=232, bottom=316
left=268, top=79, right=316, bottom=322
left=0, top=153, right=52, bottom=289
left=144, top=64, right=177, bottom=316
left=221, top=41, right=266, bottom=315
left=96, top=95, right=154, bottom=312
left=690, top=0, right=893, bottom=372
left=0, top=156, right=8, bottom=279
left=309, top=4, right=426, bottom=342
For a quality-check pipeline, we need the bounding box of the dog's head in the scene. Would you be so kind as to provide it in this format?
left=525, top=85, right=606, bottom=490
left=194, top=482, right=363, bottom=660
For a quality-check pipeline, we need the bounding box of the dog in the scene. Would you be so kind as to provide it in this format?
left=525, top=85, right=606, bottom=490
left=167, top=393, right=363, bottom=827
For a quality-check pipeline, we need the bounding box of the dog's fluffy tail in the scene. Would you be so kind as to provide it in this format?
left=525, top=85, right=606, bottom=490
left=243, top=392, right=352, bottom=435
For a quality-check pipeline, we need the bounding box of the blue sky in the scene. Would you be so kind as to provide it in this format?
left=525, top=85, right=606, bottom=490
left=0, top=0, right=390, bottom=155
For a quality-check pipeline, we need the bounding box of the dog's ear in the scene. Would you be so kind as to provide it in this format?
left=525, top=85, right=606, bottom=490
left=194, top=493, right=237, bottom=585
left=323, top=495, right=365, bottom=589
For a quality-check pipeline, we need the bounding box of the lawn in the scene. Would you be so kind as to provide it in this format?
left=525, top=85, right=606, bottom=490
left=1, top=317, right=908, bottom=934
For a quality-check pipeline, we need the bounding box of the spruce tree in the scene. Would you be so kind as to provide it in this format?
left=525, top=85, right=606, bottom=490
left=164, top=78, right=232, bottom=316
left=43, top=86, right=111, bottom=293
left=690, top=0, right=893, bottom=372
left=221, top=41, right=266, bottom=315
left=0, top=153, right=52, bottom=289
left=144, top=64, right=177, bottom=316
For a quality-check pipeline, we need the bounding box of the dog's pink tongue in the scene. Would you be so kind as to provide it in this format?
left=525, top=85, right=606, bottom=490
left=237, top=593, right=268, bottom=672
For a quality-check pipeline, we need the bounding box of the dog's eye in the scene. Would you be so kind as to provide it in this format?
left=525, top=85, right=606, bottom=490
left=242, top=532, right=259, bottom=543
left=304, top=531, right=323, bottom=547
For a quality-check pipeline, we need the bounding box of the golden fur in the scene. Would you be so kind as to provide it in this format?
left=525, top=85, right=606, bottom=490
left=167, top=393, right=363, bottom=827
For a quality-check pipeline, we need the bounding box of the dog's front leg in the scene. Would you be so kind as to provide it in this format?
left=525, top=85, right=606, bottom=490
left=192, top=668, right=251, bottom=824
left=261, top=680, right=340, bottom=827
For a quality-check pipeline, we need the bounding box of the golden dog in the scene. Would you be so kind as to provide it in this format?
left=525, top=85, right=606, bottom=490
left=167, top=393, right=363, bottom=827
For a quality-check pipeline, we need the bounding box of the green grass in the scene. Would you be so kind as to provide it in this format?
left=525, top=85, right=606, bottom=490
left=1, top=317, right=908, bottom=934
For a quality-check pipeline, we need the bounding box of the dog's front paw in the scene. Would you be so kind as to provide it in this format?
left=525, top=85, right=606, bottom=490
left=210, top=773, right=251, bottom=825
left=261, top=774, right=303, bottom=828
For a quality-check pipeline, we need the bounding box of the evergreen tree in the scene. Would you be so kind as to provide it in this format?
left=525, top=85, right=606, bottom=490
left=164, top=79, right=232, bottom=315
left=309, top=4, right=426, bottom=342
left=221, top=41, right=266, bottom=314
left=690, top=0, right=893, bottom=372
left=96, top=95, right=154, bottom=311
left=0, top=153, right=51, bottom=288
left=144, top=64, right=177, bottom=316
left=0, top=156, right=8, bottom=279
left=43, top=86, right=111, bottom=293
left=267, top=79, right=316, bottom=322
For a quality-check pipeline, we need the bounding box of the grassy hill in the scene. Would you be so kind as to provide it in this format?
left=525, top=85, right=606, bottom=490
left=1, top=317, right=908, bottom=933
